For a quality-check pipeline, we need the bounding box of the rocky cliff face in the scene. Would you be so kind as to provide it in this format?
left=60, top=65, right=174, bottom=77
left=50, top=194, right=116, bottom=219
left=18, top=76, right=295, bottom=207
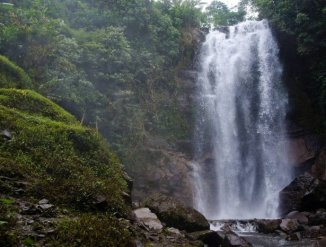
left=132, top=147, right=195, bottom=206
left=286, top=124, right=323, bottom=173
left=129, top=28, right=205, bottom=206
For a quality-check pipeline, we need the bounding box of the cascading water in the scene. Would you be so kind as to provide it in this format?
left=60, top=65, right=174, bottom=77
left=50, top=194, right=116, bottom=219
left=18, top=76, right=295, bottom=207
left=192, top=20, right=293, bottom=220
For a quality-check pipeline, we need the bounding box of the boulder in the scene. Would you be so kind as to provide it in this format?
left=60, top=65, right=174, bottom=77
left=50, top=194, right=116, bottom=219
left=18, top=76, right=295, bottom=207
left=287, top=232, right=301, bottom=241
left=302, top=225, right=321, bottom=238
left=279, top=174, right=326, bottom=215
left=166, top=227, right=183, bottom=236
left=143, top=194, right=209, bottom=232
left=286, top=211, right=308, bottom=224
left=308, top=209, right=326, bottom=226
left=280, top=219, right=299, bottom=233
left=188, top=230, right=224, bottom=246
left=300, top=180, right=326, bottom=212
left=224, top=232, right=252, bottom=247
left=133, top=208, right=163, bottom=232
left=256, top=219, right=281, bottom=234
left=188, top=230, right=251, bottom=247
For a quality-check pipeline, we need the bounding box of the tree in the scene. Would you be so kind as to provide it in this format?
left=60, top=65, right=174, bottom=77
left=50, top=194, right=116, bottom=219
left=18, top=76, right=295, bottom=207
left=206, top=0, right=246, bottom=26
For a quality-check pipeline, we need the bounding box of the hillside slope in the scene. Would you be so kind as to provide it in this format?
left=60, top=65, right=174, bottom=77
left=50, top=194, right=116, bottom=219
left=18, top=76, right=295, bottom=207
left=0, top=89, right=132, bottom=246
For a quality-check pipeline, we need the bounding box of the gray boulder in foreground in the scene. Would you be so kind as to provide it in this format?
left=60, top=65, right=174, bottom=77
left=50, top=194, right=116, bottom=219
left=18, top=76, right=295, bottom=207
left=133, top=207, right=163, bottom=232
left=143, top=193, right=209, bottom=232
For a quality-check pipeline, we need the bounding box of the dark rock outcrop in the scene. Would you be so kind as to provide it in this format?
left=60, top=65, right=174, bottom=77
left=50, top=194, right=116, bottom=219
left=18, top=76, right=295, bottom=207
left=279, top=174, right=326, bottom=215
left=132, top=149, right=194, bottom=206
left=312, top=149, right=326, bottom=181
left=143, top=194, right=209, bottom=232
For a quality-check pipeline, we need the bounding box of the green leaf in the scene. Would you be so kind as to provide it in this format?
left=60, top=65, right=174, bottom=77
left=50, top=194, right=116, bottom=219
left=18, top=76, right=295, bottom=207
left=0, top=198, right=14, bottom=205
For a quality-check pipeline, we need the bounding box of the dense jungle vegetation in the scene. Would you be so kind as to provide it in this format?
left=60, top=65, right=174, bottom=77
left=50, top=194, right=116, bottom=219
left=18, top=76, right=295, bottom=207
left=0, top=0, right=249, bottom=181
left=0, top=0, right=325, bottom=245
left=0, top=1, right=246, bottom=245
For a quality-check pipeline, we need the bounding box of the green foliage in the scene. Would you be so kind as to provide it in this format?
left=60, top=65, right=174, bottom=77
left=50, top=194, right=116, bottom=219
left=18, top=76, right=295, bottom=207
left=207, top=0, right=246, bottom=26
left=251, top=0, right=325, bottom=55
left=0, top=55, right=32, bottom=89
left=23, top=238, right=34, bottom=247
left=50, top=214, right=131, bottom=247
left=156, top=0, right=206, bottom=29
left=0, top=198, right=14, bottom=205
left=250, top=0, right=326, bottom=130
left=0, top=199, right=18, bottom=246
left=0, top=0, right=206, bottom=186
left=0, top=89, right=128, bottom=215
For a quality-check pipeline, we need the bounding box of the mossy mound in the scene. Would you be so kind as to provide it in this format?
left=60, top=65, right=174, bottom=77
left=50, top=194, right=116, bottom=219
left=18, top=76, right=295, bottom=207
left=0, top=55, right=32, bottom=89
left=0, top=89, right=128, bottom=213
left=0, top=89, right=131, bottom=245
left=0, top=89, right=76, bottom=123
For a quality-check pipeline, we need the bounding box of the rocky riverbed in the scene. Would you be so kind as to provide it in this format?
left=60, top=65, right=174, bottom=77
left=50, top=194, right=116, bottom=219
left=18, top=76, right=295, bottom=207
left=130, top=171, right=326, bottom=246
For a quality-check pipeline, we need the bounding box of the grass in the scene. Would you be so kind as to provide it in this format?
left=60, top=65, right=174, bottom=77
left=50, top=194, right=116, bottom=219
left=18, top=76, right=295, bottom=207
left=0, top=88, right=132, bottom=245
left=49, top=213, right=132, bottom=247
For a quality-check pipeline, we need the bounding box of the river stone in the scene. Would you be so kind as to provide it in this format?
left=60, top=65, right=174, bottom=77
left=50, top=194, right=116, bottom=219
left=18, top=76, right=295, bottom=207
left=38, top=199, right=49, bottom=205
left=166, top=227, right=182, bottom=236
left=38, top=203, right=54, bottom=210
left=133, top=208, right=163, bottom=232
left=142, top=194, right=209, bottom=232
left=188, top=230, right=224, bottom=246
left=287, top=232, right=301, bottom=241
left=280, top=219, right=299, bottom=233
left=224, top=232, right=252, bottom=247
left=256, top=219, right=281, bottom=233
left=1, top=129, right=12, bottom=140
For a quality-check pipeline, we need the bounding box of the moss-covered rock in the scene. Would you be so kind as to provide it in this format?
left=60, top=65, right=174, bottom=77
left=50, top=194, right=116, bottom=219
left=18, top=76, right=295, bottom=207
left=0, top=55, right=32, bottom=89
left=0, top=89, right=76, bottom=123
left=143, top=194, right=209, bottom=232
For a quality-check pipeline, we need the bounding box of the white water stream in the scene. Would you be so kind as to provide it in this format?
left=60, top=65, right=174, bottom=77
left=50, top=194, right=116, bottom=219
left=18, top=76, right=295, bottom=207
left=192, top=20, right=293, bottom=220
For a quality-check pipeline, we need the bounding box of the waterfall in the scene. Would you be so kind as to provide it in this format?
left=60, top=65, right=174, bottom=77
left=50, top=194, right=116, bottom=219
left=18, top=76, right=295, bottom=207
left=192, top=20, right=293, bottom=220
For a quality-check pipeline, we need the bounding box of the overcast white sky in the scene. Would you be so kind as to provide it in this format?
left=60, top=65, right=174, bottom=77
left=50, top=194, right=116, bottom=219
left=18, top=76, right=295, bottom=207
left=202, top=0, right=240, bottom=8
